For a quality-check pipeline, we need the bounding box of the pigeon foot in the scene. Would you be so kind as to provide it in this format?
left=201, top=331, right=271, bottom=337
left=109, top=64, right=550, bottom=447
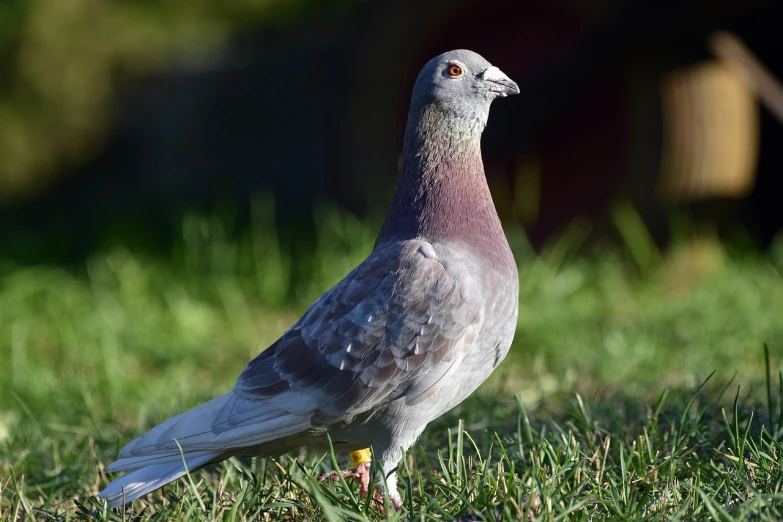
left=368, top=488, right=403, bottom=513
left=382, top=489, right=403, bottom=511
left=320, top=461, right=372, bottom=496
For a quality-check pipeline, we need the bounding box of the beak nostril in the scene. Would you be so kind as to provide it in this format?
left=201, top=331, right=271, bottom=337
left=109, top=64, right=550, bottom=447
left=480, top=66, right=519, bottom=96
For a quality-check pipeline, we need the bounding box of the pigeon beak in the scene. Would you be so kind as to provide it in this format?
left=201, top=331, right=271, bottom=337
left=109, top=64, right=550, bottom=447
left=480, top=66, right=519, bottom=97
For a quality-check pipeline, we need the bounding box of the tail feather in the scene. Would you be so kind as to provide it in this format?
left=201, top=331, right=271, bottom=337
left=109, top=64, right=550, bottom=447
left=100, top=390, right=314, bottom=507
left=115, top=393, right=233, bottom=460
left=106, top=413, right=309, bottom=473
left=115, top=392, right=309, bottom=460
left=98, top=453, right=217, bottom=508
left=106, top=449, right=219, bottom=473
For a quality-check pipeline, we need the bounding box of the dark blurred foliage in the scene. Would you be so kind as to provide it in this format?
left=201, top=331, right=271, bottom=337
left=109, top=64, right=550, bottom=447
left=0, top=0, right=360, bottom=199
left=1, top=0, right=782, bottom=268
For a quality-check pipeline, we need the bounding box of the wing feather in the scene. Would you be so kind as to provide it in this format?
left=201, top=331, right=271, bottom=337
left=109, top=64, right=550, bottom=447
left=227, top=240, right=484, bottom=426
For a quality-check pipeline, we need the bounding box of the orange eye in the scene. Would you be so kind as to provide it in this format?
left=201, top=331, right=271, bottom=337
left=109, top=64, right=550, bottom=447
left=447, top=64, right=463, bottom=77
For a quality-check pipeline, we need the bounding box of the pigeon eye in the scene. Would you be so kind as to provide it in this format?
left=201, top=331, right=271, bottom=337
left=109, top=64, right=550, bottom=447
left=447, top=64, right=463, bottom=77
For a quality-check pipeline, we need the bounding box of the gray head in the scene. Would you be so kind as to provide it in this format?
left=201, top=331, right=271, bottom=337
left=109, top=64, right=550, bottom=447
left=379, top=51, right=519, bottom=250
left=409, top=49, right=519, bottom=130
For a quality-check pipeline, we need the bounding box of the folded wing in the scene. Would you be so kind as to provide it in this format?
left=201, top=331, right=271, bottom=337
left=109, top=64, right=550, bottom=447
left=233, top=240, right=484, bottom=422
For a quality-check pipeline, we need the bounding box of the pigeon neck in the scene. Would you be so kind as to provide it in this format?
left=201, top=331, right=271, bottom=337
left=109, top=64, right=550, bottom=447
left=377, top=102, right=513, bottom=268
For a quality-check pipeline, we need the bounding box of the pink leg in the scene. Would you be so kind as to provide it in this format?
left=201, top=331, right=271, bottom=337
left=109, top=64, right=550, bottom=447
left=384, top=490, right=404, bottom=511
left=320, top=461, right=372, bottom=496
left=370, top=490, right=403, bottom=513
left=374, top=474, right=403, bottom=511
left=321, top=462, right=403, bottom=511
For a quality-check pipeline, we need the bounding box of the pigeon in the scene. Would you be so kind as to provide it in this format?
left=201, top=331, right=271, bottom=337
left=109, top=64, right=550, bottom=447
left=98, top=49, right=520, bottom=510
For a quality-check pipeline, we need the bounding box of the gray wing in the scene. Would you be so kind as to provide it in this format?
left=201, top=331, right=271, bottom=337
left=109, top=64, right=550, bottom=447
left=232, top=240, right=484, bottom=423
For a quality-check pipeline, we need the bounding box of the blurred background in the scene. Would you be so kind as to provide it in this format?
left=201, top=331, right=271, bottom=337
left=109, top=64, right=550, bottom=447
left=0, top=0, right=783, bottom=450
left=2, top=0, right=783, bottom=504
left=1, top=0, right=782, bottom=265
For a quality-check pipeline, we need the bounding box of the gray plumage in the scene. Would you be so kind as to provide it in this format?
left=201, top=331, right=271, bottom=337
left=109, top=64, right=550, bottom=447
left=98, top=49, right=520, bottom=509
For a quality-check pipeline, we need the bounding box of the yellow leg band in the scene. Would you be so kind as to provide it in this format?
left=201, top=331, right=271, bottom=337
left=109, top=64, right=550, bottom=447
left=350, top=448, right=372, bottom=467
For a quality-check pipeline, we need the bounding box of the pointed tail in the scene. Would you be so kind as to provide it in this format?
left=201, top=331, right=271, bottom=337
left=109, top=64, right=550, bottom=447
left=98, top=452, right=218, bottom=507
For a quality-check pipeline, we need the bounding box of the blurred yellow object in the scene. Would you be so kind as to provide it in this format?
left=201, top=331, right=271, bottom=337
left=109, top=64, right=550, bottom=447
left=350, top=448, right=372, bottom=467
left=658, top=61, right=759, bottom=201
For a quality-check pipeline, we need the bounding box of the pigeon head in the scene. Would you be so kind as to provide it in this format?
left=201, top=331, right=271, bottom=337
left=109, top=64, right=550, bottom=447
left=378, top=50, right=519, bottom=265
left=409, top=49, right=519, bottom=131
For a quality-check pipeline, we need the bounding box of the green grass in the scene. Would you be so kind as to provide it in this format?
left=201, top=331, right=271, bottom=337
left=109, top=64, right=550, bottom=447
left=2, top=204, right=783, bottom=520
